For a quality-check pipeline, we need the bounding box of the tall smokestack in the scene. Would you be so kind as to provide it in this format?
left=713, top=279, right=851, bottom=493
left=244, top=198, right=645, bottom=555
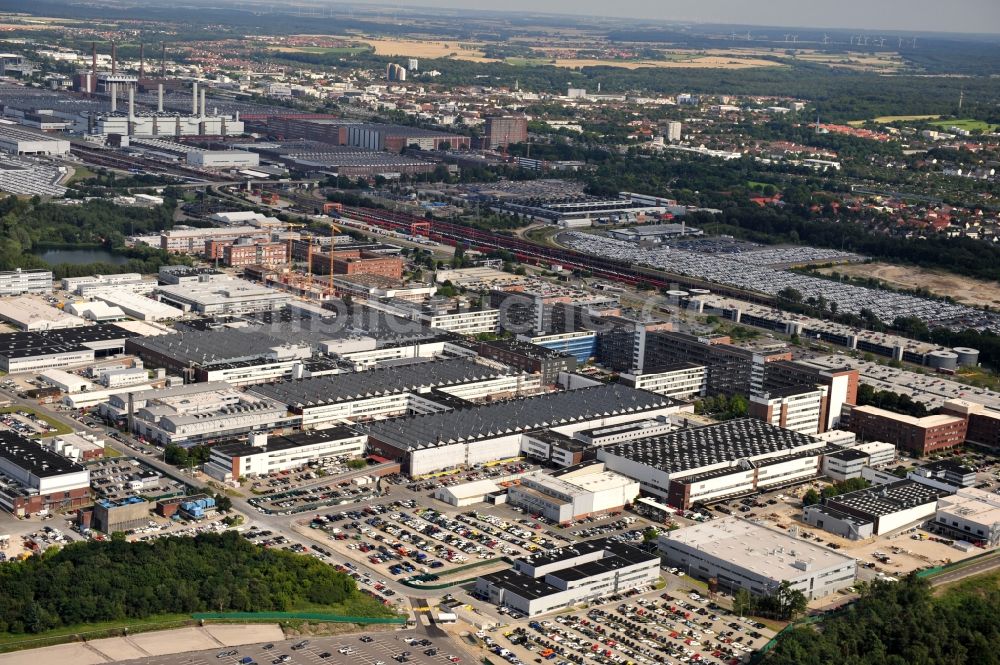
left=157, top=83, right=163, bottom=112
left=91, top=42, right=97, bottom=89
left=110, top=82, right=117, bottom=112
left=200, top=88, right=206, bottom=118
left=192, top=81, right=198, bottom=115
left=128, top=87, right=135, bottom=135
left=111, top=41, right=117, bottom=75
left=139, top=43, right=144, bottom=79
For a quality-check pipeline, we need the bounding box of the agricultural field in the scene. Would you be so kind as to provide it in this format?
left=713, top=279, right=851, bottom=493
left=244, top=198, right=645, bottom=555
left=269, top=45, right=371, bottom=55
left=928, top=118, right=999, bottom=132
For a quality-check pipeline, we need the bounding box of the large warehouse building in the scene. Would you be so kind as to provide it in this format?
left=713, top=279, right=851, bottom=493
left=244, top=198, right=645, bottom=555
left=507, top=461, right=640, bottom=524
left=0, top=323, right=140, bottom=373
left=596, top=419, right=830, bottom=509
left=802, top=479, right=950, bottom=540
left=0, top=123, right=70, bottom=155
left=658, top=517, right=857, bottom=599
left=475, top=538, right=661, bottom=617
left=366, top=384, right=685, bottom=476
left=934, top=487, right=1000, bottom=547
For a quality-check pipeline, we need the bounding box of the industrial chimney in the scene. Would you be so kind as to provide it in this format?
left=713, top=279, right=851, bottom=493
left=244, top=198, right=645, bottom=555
left=192, top=81, right=198, bottom=115
left=127, top=87, right=135, bottom=135
left=157, top=83, right=164, bottom=112
left=110, top=82, right=117, bottom=113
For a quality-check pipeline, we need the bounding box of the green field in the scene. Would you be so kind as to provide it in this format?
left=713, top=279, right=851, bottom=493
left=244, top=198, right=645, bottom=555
left=504, top=57, right=550, bottom=66
left=928, top=118, right=999, bottom=132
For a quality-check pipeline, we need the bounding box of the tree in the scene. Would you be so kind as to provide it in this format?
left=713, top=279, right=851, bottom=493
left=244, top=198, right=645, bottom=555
left=642, top=527, right=660, bottom=543
left=213, top=494, right=233, bottom=513
left=732, top=588, right=753, bottom=617
left=802, top=489, right=821, bottom=506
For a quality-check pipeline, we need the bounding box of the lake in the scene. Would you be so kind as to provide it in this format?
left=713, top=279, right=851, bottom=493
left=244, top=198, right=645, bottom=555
left=36, top=248, right=130, bottom=266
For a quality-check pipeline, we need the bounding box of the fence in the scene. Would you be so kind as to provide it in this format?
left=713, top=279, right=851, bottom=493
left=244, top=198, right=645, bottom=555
left=192, top=612, right=407, bottom=624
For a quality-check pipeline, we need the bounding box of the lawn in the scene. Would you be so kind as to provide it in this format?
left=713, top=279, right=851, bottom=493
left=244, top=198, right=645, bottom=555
left=0, top=405, right=73, bottom=438
left=928, top=118, right=999, bottom=132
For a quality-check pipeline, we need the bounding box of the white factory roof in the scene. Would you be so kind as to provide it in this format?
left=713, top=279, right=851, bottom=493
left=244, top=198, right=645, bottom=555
left=89, top=289, right=185, bottom=321
left=440, top=478, right=501, bottom=500
left=662, top=517, right=855, bottom=580
left=65, top=300, right=127, bottom=321
left=937, top=487, right=1000, bottom=525
left=0, top=296, right=85, bottom=330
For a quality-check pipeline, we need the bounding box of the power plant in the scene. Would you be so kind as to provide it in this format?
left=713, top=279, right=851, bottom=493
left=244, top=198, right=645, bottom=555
left=71, top=42, right=244, bottom=138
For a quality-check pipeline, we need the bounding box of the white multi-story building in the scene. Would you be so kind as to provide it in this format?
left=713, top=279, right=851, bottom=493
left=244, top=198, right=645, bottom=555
left=0, top=269, right=52, bottom=296
left=619, top=363, right=707, bottom=400
left=659, top=517, right=857, bottom=599
left=156, top=278, right=291, bottom=315
left=205, top=428, right=367, bottom=481
left=750, top=386, right=827, bottom=436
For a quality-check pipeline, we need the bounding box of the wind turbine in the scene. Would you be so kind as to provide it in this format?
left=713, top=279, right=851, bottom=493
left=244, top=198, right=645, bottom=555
left=822, top=34, right=830, bottom=45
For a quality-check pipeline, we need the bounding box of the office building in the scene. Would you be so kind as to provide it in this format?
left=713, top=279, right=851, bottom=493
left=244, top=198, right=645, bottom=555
left=311, top=249, right=404, bottom=281
left=934, top=487, right=1000, bottom=547
left=665, top=121, right=682, bottom=143
left=159, top=226, right=270, bottom=254
left=0, top=430, right=91, bottom=516
left=507, top=462, right=640, bottom=524
left=0, top=268, right=52, bottom=296
left=484, top=115, right=528, bottom=149
left=820, top=441, right=896, bottom=482
left=658, top=517, right=857, bottom=599
left=472, top=338, right=577, bottom=385
left=802, top=480, right=949, bottom=539
left=223, top=240, right=288, bottom=267
left=844, top=404, right=968, bottom=456
left=941, top=399, right=1000, bottom=449
left=749, top=386, right=827, bottom=436
left=205, top=427, right=367, bottom=481
left=367, top=384, right=684, bottom=476
left=476, top=538, right=661, bottom=616
left=619, top=363, right=707, bottom=400
left=519, top=331, right=596, bottom=364
left=907, top=459, right=977, bottom=492
left=596, top=419, right=829, bottom=508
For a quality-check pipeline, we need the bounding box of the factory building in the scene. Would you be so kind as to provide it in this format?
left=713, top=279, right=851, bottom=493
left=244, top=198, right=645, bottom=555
left=366, top=384, right=684, bottom=476
left=596, top=419, right=830, bottom=509
left=92, top=496, right=151, bottom=534
left=803, top=480, right=950, bottom=540
left=62, top=273, right=145, bottom=295
left=310, top=249, right=404, bottom=281
left=820, top=441, right=896, bottom=481
left=507, top=462, right=640, bottom=524
left=0, top=324, right=139, bottom=373
left=186, top=149, right=259, bottom=168
left=0, top=430, right=91, bottom=516
left=205, top=427, right=367, bottom=481
left=469, top=338, right=578, bottom=386
left=0, top=296, right=85, bottom=331
left=42, top=432, right=105, bottom=463
left=249, top=358, right=532, bottom=427
left=100, top=381, right=292, bottom=447
left=159, top=226, right=271, bottom=254
left=518, top=331, right=597, bottom=364
left=843, top=404, right=968, bottom=456
left=0, top=123, right=70, bottom=155
left=156, top=278, right=291, bottom=315
left=476, top=539, right=661, bottom=617
left=658, top=517, right=857, bottom=600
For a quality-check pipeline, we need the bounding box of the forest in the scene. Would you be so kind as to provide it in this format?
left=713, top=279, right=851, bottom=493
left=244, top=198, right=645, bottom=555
left=0, top=196, right=185, bottom=278
left=766, top=574, right=1000, bottom=665
left=0, top=532, right=394, bottom=635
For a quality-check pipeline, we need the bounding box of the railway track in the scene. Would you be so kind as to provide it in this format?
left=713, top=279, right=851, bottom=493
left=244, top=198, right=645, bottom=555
left=341, top=206, right=777, bottom=306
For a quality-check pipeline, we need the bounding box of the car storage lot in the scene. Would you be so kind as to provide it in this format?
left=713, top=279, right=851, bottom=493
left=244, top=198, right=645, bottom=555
left=106, top=629, right=467, bottom=665
left=488, top=585, right=775, bottom=665
left=309, top=499, right=573, bottom=582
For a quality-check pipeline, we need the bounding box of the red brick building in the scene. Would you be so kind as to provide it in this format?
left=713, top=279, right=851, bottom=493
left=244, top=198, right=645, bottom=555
left=845, top=404, right=968, bottom=456
left=223, top=241, right=289, bottom=267
left=312, top=249, right=403, bottom=280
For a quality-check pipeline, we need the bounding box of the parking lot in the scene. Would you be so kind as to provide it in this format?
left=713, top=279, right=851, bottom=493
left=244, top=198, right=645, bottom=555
left=0, top=407, right=61, bottom=438
left=248, top=474, right=380, bottom=515
left=105, top=629, right=469, bottom=665
left=486, top=582, right=775, bottom=665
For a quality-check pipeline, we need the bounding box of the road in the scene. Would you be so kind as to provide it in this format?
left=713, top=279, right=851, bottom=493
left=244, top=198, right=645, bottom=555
left=928, top=551, right=1000, bottom=588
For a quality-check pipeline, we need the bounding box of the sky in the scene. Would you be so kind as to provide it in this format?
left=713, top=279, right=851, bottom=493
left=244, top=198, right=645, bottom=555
left=345, top=0, right=1000, bottom=35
